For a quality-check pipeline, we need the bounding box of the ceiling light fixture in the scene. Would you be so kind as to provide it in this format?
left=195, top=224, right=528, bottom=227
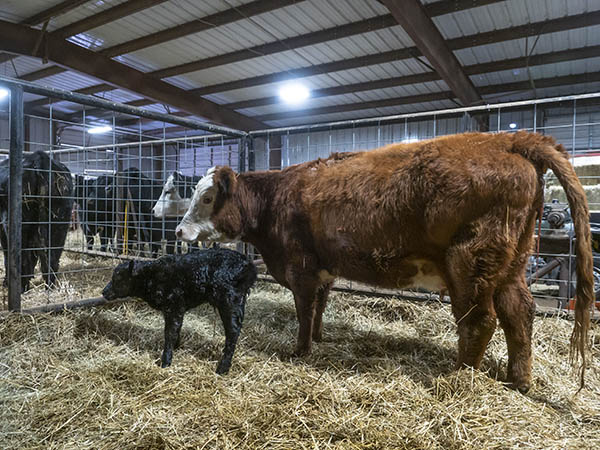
left=279, top=82, right=310, bottom=105
left=509, top=122, right=517, bottom=129
left=0, top=88, right=8, bottom=100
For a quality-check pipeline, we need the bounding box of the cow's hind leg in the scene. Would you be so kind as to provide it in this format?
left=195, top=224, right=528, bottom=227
left=451, top=285, right=497, bottom=371
left=494, top=276, right=535, bottom=393
left=446, top=233, right=507, bottom=371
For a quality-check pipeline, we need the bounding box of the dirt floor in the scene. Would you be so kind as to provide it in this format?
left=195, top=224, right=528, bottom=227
left=1, top=280, right=599, bottom=449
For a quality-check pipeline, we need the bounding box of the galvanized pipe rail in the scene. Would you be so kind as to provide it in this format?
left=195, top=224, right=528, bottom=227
left=249, top=91, right=600, bottom=136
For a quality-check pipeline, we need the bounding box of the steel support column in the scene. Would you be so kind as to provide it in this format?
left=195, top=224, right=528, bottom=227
left=8, top=85, right=23, bottom=311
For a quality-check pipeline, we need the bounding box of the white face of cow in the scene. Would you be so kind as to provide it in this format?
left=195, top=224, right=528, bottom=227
left=152, top=174, right=191, bottom=218
left=176, top=167, right=224, bottom=242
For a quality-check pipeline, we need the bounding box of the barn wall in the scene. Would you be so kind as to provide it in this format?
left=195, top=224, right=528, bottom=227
left=252, top=109, right=600, bottom=172
left=177, top=142, right=239, bottom=177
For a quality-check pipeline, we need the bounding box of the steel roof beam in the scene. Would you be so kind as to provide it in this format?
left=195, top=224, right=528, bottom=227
left=380, top=0, right=481, bottom=106
left=147, top=0, right=507, bottom=80
left=0, top=0, right=92, bottom=64
left=0, top=19, right=265, bottom=131
left=22, top=0, right=92, bottom=26
left=51, top=0, right=170, bottom=40
left=15, top=0, right=304, bottom=83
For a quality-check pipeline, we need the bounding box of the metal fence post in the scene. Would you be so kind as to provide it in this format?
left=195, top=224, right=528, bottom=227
left=8, top=85, right=23, bottom=311
left=247, top=136, right=255, bottom=173
left=238, top=136, right=247, bottom=174
left=237, top=136, right=248, bottom=255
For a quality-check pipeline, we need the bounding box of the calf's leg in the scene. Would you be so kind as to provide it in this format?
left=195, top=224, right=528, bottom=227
left=216, top=294, right=247, bottom=374
left=494, top=276, right=535, bottom=393
left=161, top=309, right=185, bottom=367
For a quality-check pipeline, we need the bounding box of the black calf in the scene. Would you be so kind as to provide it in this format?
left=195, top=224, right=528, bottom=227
left=102, top=248, right=257, bottom=374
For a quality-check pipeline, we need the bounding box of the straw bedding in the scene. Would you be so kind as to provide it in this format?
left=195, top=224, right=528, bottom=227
left=1, top=280, right=599, bottom=449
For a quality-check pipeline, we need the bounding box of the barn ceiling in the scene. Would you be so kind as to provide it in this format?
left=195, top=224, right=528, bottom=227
left=1, top=0, right=599, bottom=136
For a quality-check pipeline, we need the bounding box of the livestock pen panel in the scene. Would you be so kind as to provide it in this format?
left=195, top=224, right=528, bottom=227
left=250, top=94, right=600, bottom=313
left=0, top=77, right=246, bottom=312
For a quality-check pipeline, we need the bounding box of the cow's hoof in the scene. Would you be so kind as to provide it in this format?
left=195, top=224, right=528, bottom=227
left=292, top=347, right=312, bottom=358
left=507, top=381, right=531, bottom=394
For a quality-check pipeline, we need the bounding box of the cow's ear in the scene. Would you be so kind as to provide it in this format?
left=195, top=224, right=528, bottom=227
left=215, top=166, right=236, bottom=197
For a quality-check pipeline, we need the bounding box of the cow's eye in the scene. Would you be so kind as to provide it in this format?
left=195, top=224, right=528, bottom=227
left=203, top=197, right=212, bottom=204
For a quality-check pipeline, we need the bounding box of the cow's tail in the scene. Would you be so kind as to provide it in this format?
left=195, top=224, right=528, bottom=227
left=512, top=131, right=594, bottom=390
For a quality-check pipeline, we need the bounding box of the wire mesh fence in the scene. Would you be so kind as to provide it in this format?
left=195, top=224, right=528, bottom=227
left=0, top=77, right=245, bottom=312
left=250, top=94, right=600, bottom=314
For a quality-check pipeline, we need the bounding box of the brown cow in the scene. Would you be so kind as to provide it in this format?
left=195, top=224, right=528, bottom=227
left=175, top=131, right=594, bottom=393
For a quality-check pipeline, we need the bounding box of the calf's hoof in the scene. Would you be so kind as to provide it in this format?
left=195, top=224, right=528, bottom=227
left=215, top=361, right=231, bottom=375
left=159, top=353, right=172, bottom=368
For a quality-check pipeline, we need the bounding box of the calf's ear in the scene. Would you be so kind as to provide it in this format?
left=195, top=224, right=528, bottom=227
left=128, top=260, right=145, bottom=277
left=215, top=167, right=236, bottom=197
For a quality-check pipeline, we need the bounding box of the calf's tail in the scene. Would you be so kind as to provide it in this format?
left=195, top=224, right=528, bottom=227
left=513, top=131, right=594, bottom=390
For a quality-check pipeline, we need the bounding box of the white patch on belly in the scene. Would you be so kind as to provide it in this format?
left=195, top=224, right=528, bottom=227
left=407, top=259, right=446, bottom=292
left=318, top=270, right=335, bottom=284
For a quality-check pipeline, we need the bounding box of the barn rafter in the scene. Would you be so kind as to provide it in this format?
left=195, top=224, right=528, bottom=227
left=0, top=19, right=265, bottom=130
left=380, top=0, right=481, bottom=106
left=0, top=0, right=92, bottom=65
left=17, top=0, right=506, bottom=121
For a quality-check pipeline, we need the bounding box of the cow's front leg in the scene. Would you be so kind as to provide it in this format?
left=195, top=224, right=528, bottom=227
left=289, top=276, right=320, bottom=357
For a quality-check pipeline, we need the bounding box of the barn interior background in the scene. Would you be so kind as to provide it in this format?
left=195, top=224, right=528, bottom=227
left=1, top=1, right=600, bottom=448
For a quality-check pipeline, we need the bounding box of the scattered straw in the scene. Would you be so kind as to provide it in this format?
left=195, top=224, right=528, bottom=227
left=1, top=282, right=599, bottom=449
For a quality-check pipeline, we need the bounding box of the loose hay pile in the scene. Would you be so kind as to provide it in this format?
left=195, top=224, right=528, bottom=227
left=1, top=282, right=599, bottom=449
left=0, top=251, right=116, bottom=311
